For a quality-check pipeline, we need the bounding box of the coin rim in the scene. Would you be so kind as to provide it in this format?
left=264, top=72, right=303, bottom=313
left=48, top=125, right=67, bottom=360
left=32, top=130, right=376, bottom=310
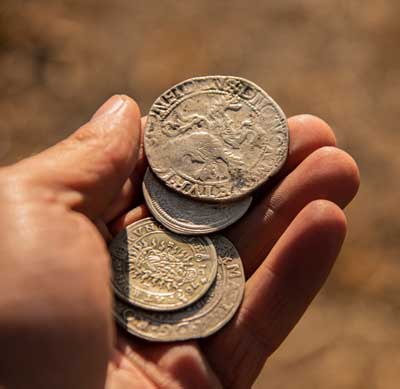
left=144, top=75, right=289, bottom=202
left=113, top=235, right=245, bottom=342
left=109, top=217, right=218, bottom=312
left=143, top=168, right=252, bottom=235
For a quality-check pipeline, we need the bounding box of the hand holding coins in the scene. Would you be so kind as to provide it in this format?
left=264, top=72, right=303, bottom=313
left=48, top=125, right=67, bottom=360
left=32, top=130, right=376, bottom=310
left=109, top=76, right=289, bottom=341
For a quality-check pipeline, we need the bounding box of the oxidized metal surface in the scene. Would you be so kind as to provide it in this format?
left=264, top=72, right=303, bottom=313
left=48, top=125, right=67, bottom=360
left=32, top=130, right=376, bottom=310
left=109, top=218, right=218, bottom=312
left=144, top=76, right=289, bottom=202
left=113, top=235, right=245, bottom=342
left=143, top=168, right=252, bottom=235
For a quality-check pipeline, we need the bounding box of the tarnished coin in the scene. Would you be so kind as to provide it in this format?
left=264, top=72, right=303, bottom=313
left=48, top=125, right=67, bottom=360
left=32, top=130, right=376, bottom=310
left=113, top=235, right=245, bottom=342
left=144, top=75, right=289, bottom=202
left=109, top=218, right=218, bottom=312
left=143, top=168, right=252, bottom=235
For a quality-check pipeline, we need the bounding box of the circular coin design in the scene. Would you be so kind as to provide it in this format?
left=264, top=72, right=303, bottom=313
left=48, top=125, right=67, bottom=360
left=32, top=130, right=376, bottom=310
left=144, top=76, right=289, bottom=202
left=143, top=168, right=252, bottom=235
left=113, top=235, right=245, bottom=342
left=109, top=218, right=218, bottom=312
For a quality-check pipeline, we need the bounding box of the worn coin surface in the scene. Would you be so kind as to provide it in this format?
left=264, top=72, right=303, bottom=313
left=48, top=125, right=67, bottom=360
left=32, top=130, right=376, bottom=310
left=143, top=168, right=252, bottom=235
left=109, top=217, right=218, bottom=312
left=113, top=235, right=245, bottom=342
left=144, top=75, right=289, bottom=202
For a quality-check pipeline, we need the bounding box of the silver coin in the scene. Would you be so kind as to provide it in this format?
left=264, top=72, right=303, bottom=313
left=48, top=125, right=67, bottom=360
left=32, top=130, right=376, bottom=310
left=109, top=217, right=218, bottom=312
left=143, top=168, right=252, bottom=235
left=113, top=235, right=245, bottom=342
left=144, top=75, right=289, bottom=202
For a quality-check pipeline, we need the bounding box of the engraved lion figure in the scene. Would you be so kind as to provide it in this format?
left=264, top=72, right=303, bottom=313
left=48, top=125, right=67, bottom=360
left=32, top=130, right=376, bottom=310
left=162, top=94, right=258, bottom=183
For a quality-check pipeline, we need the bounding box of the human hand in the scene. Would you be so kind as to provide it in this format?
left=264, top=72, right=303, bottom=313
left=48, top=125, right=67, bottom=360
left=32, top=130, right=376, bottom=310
left=0, top=95, right=359, bottom=388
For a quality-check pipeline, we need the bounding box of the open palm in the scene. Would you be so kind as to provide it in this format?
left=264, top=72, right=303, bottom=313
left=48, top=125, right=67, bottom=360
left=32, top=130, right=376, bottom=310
left=0, top=95, right=359, bottom=389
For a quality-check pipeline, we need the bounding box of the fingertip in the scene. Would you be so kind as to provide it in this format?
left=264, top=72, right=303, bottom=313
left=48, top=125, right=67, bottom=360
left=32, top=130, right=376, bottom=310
left=92, top=94, right=141, bottom=121
left=91, top=95, right=122, bottom=119
left=282, top=114, right=337, bottom=174
left=294, top=200, right=348, bottom=273
left=36, top=94, right=144, bottom=218
left=268, top=199, right=348, bottom=277
left=92, top=94, right=141, bottom=170
left=289, top=114, right=337, bottom=147
left=222, top=199, right=349, bottom=375
left=338, top=150, right=360, bottom=201
left=91, top=95, right=141, bottom=131
left=311, top=146, right=360, bottom=206
left=119, top=94, right=142, bottom=122
left=302, top=199, right=347, bottom=243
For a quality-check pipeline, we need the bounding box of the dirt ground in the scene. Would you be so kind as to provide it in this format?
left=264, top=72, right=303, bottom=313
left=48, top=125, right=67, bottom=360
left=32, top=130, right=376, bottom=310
left=1, top=1, right=399, bottom=388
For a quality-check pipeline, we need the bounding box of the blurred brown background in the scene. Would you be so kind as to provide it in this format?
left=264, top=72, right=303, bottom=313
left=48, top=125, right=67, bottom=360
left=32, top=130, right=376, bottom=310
left=1, top=1, right=399, bottom=387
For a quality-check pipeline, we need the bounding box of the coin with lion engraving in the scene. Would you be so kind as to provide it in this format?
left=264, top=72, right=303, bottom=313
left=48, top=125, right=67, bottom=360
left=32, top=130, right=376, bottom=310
left=143, top=168, right=252, bottom=235
left=144, top=76, right=289, bottom=202
left=109, top=218, right=218, bottom=311
left=113, top=235, right=245, bottom=341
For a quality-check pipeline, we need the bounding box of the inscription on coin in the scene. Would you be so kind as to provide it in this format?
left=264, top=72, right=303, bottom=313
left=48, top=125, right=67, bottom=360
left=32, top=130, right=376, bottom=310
left=143, top=168, right=252, bottom=235
left=109, top=218, right=218, bottom=311
left=144, top=76, right=289, bottom=202
left=113, top=235, right=245, bottom=342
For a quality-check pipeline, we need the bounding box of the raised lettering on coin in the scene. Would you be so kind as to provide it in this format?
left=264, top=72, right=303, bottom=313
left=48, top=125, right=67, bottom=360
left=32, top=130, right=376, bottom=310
left=144, top=76, right=289, bottom=202
left=109, top=218, right=218, bottom=312
left=143, top=168, right=252, bottom=235
left=113, top=235, right=245, bottom=342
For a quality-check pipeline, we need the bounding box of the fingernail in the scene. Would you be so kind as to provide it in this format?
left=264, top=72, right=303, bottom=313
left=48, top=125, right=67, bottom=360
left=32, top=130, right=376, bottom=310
left=92, top=95, right=125, bottom=119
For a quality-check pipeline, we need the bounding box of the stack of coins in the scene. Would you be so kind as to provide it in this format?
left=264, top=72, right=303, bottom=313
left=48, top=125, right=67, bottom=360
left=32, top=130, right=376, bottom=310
left=109, top=76, right=289, bottom=342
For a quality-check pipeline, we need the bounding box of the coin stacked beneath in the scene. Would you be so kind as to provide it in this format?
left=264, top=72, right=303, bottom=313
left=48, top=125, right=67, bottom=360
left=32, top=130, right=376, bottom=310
left=109, top=76, right=289, bottom=341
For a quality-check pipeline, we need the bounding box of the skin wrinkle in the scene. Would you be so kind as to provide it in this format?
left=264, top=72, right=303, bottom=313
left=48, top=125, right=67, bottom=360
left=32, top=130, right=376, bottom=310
left=235, top=271, right=285, bottom=355
left=101, top=115, right=147, bottom=224
left=0, top=96, right=144, bottom=389
left=156, top=345, right=222, bottom=389
left=107, top=349, right=157, bottom=389
left=201, top=200, right=348, bottom=388
left=33, top=95, right=140, bottom=219
left=267, top=147, right=359, bottom=213
left=0, top=92, right=360, bottom=388
left=226, top=146, right=358, bottom=278
left=227, top=331, right=271, bottom=389
left=258, top=201, right=346, bottom=279
left=102, top=178, right=135, bottom=222
left=271, top=115, right=337, bottom=179
left=115, top=343, right=180, bottom=389
left=218, top=308, right=274, bottom=388
left=103, top=114, right=334, bottom=236
left=108, top=113, right=356, bottom=386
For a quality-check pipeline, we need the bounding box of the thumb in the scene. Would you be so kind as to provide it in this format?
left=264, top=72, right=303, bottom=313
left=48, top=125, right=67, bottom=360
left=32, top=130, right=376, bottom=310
left=13, top=95, right=142, bottom=219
